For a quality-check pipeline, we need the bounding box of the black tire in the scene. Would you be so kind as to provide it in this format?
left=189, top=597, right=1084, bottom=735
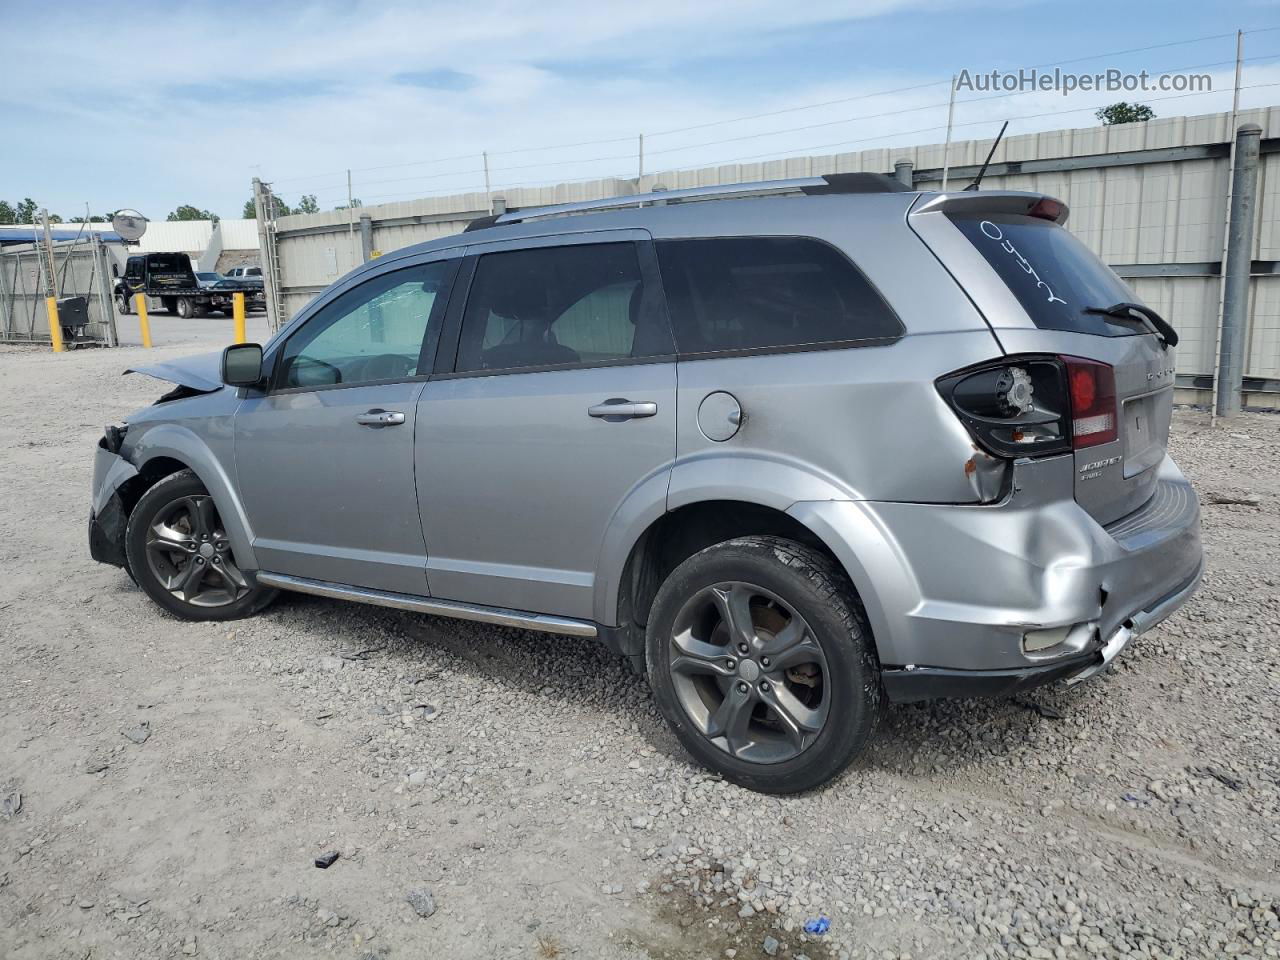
left=176, top=297, right=193, bottom=319
left=116, top=293, right=131, bottom=315
left=646, top=535, right=882, bottom=794
left=124, top=470, right=276, bottom=622
left=193, top=302, right=209, bottom=318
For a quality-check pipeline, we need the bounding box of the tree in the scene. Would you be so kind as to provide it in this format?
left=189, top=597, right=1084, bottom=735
left=167, top=204, right=219, bottom=223
left=1096, top=102, right=1155, bottom=125
left=242, top=195, right=292, bottom=219
left=0, top=201, right=15, bottom=224
left=16, top=198, right=37, bottom=224
left=295, top=194, right=319, bottom=214
left=334, top=198, right=363, bottom=211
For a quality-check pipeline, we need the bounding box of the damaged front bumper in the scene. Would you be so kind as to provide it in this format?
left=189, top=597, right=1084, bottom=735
left=89, top=436, right=137, bottom=569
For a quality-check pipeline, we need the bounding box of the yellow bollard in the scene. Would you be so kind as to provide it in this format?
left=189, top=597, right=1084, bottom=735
left=135, top=294, right=152, bottom=348
left=232, top=292, right=246, bottom=344
left=45, top=296, right=65, bottom=353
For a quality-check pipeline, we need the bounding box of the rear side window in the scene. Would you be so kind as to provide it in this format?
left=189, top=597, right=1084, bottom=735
left=656, top=237, right=901, bottom=355
left=456, top=242, right=671, bottom=373
left=947, top=212, right=1140, bottom=337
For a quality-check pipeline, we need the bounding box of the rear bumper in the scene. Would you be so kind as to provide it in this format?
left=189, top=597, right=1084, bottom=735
left=881, top=558, right=1202, bottom=701
left=789, top=453, right=1203, bottom=701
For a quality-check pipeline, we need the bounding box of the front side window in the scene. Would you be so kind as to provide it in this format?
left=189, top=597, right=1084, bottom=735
left=455, top=242, right=669, bottom=373
left=278, top=260, right=455, bottom=389
left=656, top=237, right=901, bottom=355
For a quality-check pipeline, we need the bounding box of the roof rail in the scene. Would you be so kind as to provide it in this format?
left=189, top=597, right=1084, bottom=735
left=482, top=173, right=908, bottom=229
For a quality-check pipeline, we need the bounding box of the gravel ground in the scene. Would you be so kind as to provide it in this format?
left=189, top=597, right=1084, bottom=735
left=0, top=340, right=1278, bottom=960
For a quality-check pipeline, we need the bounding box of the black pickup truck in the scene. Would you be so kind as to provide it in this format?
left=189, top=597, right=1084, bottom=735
left=113, top=253, right=266, bottom=318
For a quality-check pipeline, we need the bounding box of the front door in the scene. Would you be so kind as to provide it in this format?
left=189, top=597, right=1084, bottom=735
left=416, top=236, right=676, bottom=620
left=234, top=258, right=458, bottom=594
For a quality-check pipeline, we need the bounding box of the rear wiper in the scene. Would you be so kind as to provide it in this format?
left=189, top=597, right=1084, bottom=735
left=1083, top=301, right=1178, bottom=349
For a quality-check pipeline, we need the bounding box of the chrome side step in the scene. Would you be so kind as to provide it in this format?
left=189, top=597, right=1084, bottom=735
left=254, top=572, right=598, bottom=638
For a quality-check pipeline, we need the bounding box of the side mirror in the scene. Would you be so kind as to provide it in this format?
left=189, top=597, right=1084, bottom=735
left=111, top=263, right=119, bottom=278
left=222, top=343, right=264, bottom=387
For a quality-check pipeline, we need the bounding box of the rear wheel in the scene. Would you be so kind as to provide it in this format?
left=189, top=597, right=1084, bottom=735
left=646, top=535, right=881, bottom=794
left=176, top=297, right=194, bottom=319
left=125, top=470, right=276, bottom=621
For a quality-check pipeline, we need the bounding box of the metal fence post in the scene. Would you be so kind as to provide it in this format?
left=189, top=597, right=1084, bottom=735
left=894, top=160, right=914, bottom=188
left=1215, top=122, right=1261, bottom=418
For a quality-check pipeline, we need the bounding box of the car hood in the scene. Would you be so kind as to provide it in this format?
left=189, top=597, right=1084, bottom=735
left=125, top=351, right=224, bottom=393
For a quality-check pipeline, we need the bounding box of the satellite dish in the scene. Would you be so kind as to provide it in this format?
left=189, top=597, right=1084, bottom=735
left=111, top=209, right=148, bottom=242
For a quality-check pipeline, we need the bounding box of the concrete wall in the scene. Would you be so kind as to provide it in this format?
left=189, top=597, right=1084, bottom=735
left=266, top=106, right=1280, bottom=403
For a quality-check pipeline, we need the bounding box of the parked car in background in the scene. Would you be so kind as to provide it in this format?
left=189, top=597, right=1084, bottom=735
left=195, top=271, right=225, bottom=289
left=89, top=175, right=1202, bottom=793
left=224, top=265, right=263, bottom=280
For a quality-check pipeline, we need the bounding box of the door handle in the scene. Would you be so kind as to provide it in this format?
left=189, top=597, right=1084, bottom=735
left=355, top=409, right=405, bottom=427
left=588, top=399, right=658, bottom=420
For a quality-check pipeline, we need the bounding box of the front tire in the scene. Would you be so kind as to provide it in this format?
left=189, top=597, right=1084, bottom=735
left=646, top=536, right=881, bottom=794
left=124, top=470, right=276, bottom=621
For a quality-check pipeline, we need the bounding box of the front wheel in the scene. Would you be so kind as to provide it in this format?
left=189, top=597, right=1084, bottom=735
left=116, top=294, right=131, bottom=315
left=646, top=536, right=882, bottom=794
left=124, top=470, right=276, bottom=621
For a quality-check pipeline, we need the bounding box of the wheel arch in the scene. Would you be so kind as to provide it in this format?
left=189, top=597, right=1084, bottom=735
left=123, top=424, right=258, bottom=571
left=601, top=496, right=896, bottom=668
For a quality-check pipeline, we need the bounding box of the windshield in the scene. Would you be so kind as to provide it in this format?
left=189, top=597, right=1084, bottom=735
left=197, top=272, right=219, bottom=281
left=947, top=212, right=1141, bottom=337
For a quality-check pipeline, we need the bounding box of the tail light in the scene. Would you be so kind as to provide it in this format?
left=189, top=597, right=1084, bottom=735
left=1063, top=356, right=1117, bottom=448
left=938, top=354, right=1118, bottom=458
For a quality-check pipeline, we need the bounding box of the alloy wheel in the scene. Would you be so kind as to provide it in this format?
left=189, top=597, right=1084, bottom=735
left=144, top=495, right=249, bottom=607
left=667, top=581, right=830, bottom=764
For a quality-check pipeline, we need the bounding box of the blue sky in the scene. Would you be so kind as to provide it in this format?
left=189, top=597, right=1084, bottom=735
left=2, top=0, right=1277, bottom=221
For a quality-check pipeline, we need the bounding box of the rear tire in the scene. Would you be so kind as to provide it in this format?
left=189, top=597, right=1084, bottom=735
left=646, top=535, right=882, bottom=794
left=176, top=297, right=193, bottom=319
left=125, top=470, right=276, bottom=622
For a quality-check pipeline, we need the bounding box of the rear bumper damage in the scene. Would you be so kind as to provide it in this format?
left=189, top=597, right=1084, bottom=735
left=790, top=453, right=1203, bottom=703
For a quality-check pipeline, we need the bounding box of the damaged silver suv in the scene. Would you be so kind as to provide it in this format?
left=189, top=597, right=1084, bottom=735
left=90, top=175, right=1203, bottom=793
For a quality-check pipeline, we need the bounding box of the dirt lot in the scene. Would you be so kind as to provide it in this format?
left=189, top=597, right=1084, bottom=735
left=1, top=339, right=1278, bottom=960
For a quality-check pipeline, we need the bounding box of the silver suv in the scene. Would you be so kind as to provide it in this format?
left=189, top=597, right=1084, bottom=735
left=89, top=175, right=1203, bottom=793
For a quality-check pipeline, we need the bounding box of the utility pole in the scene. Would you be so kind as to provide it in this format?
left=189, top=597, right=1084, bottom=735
left=1216, top=122, right=1262, bottom=418
left=483, top=152, right=491, bottom=197
left=941, top=75, right=957, bottom=191
left=638, top=133, right=645, bottom=180
left=347, top=169, right=356, bottom=266
left=1210, top=29, right=1246, bottom=423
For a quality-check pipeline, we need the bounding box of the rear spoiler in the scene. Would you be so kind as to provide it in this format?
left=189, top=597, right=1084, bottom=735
left=911, top=191, right=1069, bottom=225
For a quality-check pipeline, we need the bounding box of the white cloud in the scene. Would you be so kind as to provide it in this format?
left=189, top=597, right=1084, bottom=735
left=1, top=0, right=1272, bottom=218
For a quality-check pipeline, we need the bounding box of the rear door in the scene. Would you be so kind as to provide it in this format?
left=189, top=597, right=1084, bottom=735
left=911, top=195, right=1174, bottom=524
left=414, top=231, right=676, bottom=620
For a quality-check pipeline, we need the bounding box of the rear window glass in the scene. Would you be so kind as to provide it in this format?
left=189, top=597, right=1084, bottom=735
left=148, top=254, right=191, bottom=273
left=947, top=213, right=1140, bottom=337
left=656, top=237, right=901, bottom=355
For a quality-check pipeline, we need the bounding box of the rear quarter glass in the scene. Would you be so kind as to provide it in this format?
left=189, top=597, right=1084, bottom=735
left=946, top=212, right=1140, bottom=338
